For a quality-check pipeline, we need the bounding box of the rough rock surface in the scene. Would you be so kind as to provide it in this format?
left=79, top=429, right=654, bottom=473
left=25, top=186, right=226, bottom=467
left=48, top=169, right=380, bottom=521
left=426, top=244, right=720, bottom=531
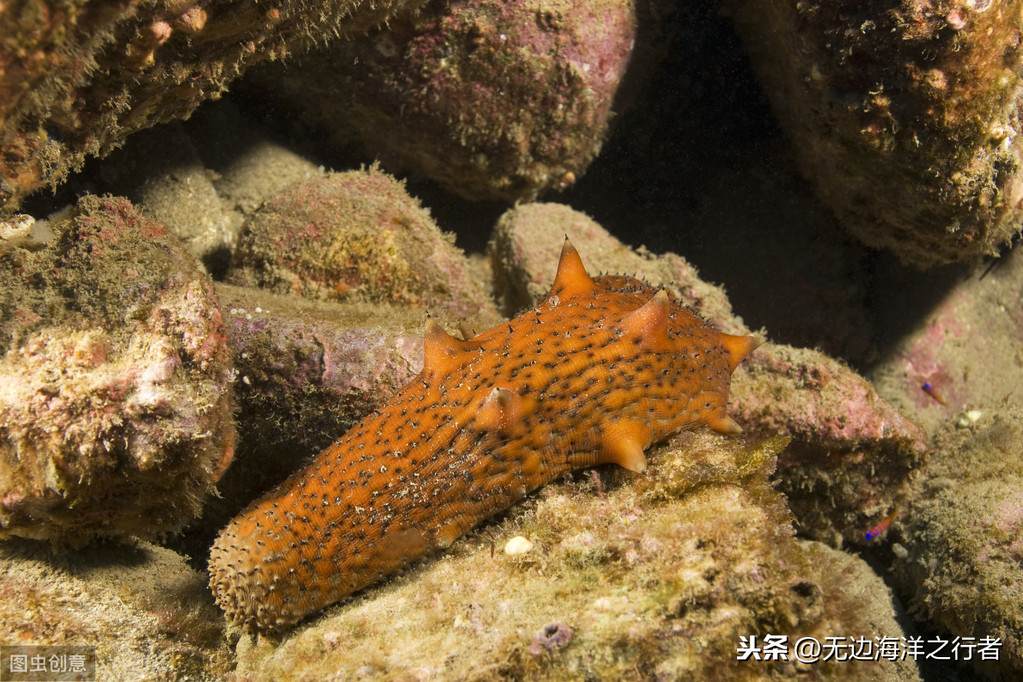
left=870, top=242, right=1023, bottom=439
left=0, top=0, right=425, bottom=215
left=96, top=123, right=246, bottom=271
left=866, top=236, right=1023, bottom=677
left=227, top=168, right=502, bottom=327
left=732, top=343, right=926, bottom=547
left=245, top=0, right=638, bottom=201
left=0, top=538, right=232, bottom=678
left=891, top=407, right=1023, bottom=677
left=723, top=0, right=1023, bottom=265
left=0, top=196, right=234, bottom=542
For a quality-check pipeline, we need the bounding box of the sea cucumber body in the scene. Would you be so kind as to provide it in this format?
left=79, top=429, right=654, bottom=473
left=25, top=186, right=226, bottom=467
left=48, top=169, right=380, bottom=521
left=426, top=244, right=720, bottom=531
left=209, top=243, right=758, bottom=631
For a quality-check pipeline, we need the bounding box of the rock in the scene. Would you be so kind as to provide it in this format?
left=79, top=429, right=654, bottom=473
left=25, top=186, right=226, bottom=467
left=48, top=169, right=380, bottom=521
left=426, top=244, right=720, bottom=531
left=227, top=168, right=502, bottom=327
left=0, top=0, right=427, bottom=215
left=186, top=284, right=428, bottom=555
left=869, top=244, right=1023, bottom=438
left=732, top=343, right=926, bottom=547
left=245, top=0, right=638, bottom=201
left=866, top=244, right=1023, bottom=677
left=891, top=407, right=1023, bottom=677
left=489, top=202, right=738, bottom=328
left=0, top=195, right=234, bottom=543
left=97, top=123, right=245, bottom=272
left=220, top=285, right=427, bottom=471
left=0, top=538, right=233, bottom=677
left=229, top=432, right=918, bottom=680
left=185, top=99, right=324, bottom=218
left=722, top=0, right=1023, bottom=265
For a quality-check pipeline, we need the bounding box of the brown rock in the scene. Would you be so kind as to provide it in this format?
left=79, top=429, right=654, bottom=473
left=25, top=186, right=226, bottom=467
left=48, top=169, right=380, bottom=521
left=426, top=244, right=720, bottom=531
left=245, top=0, right=638, bottom=201
left=0, top=0, right=426, bottom=215
left=227, top=168, right=501, bottom=328
left=723, top=0, right=1023, bottom=265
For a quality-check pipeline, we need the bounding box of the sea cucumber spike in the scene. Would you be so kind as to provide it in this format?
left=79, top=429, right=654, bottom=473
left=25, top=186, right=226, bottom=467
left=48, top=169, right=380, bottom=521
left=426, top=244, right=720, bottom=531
left=547, top=238, right=598, bottom=300
left=719, top=333, right=762, bottom=373
left=423, top=316, right=466, bottom=377
left=600, top=419, right=650, bottom=473
left=708, top=415, right=743, bottom=435
left=477, top=387, right=525, bottom=433
left=620, top=289, right=672, bottom=350
left=603, top=437, right=648, bottom=474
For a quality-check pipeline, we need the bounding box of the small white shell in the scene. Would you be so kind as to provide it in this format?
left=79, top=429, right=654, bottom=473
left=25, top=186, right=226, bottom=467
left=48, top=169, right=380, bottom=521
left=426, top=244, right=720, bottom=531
left=503, top=536, right=533, bottom=555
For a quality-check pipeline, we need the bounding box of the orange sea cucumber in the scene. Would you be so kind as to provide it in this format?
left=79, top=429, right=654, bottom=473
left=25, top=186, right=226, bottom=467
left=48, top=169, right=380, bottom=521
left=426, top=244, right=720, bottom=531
left=209, top=240, right=760, bottom=631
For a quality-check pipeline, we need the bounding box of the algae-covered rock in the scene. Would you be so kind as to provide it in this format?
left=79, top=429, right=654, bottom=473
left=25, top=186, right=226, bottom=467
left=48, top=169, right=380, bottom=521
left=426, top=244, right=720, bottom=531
left=489, top=202, right=737, bottom=329
left=489, top=202, right=926, bottom=547
left=869, top=239, right=1023, bottom=439
left=732, top=343, right=926, bottom=548
left=892, top=407, right=1023, bottom=677
left=246, top=0, right=637, bottom=201
left=186, top=284, right=428, bottom=556
left=723, top=0, right=1023, bottom=265
left=0, top=0, right=426, bottom=216
left=220, top=284, right=427, bottom=473
left=0, top=195, right=234, bottom=542
left=59, top=100, right=326, bottom=276
left=230, top=433, right=918, bottom=680
left=0, top=539, right=232, bottom=678
left=227, top=168, right=502, bottom=327
left=97, top=123, right=246, bottom=271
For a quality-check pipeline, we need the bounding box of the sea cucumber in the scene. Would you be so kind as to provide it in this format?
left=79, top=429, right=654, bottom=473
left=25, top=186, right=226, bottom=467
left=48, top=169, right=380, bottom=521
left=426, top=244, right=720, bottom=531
left=208, top=240, right=760, bottom=631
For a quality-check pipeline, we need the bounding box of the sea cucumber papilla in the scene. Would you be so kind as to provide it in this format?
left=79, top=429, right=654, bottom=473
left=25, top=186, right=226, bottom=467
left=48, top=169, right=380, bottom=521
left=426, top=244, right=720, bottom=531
left=209, top=239, right=759, bottom=631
